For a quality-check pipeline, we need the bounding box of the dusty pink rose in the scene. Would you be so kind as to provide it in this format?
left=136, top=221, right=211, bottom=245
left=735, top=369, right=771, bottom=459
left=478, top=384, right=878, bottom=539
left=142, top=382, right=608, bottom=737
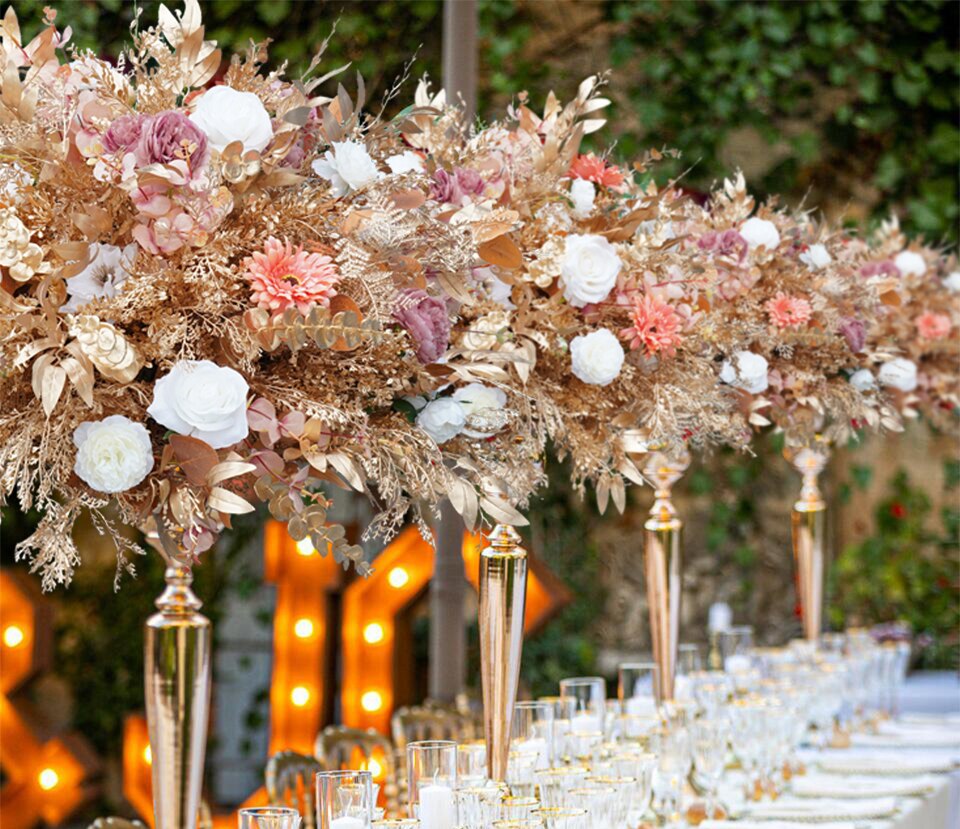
left=393, top=288, right=451, bottom=363
left=620, top=294, right=684, bottom=356
left=244, top=236, right=340, bottom=315
left=698, top=229, right=748, bottom=264
left=860, top=260, right=899, bottom=279
left=916, top=311, right=952, bottom=340
left=765, top=291, right=812, bottom=329
left=136, top=111, right=209, bottom=170
left=838, top=316, right=867, bottom=353
left=103, top=113, right=149, bottom=153
left=430, top=167, right=486, bottom=205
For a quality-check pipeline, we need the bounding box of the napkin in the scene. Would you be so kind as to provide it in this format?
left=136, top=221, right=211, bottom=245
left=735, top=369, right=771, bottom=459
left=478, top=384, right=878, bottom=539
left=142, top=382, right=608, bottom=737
left=701, top=822, right=858, bottom=829
left=746, top=796, right=898, bottom=821
left=791, top=772, right=938, bottom=798
left=815, top=753, right=955, bottom=775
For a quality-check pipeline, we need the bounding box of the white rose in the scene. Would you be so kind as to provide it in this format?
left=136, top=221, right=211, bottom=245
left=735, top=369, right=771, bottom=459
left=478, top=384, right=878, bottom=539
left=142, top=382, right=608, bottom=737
left=719, top=351, right=769, bottom=394
left=569, top=179, right=596, bottom=218
left=740, top=217, right=781, bottom=250
left=61, top=242, right=137, bottom=313
left=386, top=151, right=424, bottom=175
left=561, top=233, right=622, bottom=307
left=943, top=272, right=960, bottom=294
left=312, top=140, right=381, bottom=197
left=849, top=368, right=876, bottom=391
left=452, top=383, right=507, bottom=438
left=878, top=358, right=918, bottom=392
left=570, top=329, right=624, bottom=386
left=147, top=360, right=249, bottom=449
left=894, top=250, right=926, bottom=277
left=74, top=415, right=154, bottom=493
left=416, top=397, right=466, bottom=444
left=800, top=243, right=831, bottom=270
left=190, top=86, right=274, bottom=153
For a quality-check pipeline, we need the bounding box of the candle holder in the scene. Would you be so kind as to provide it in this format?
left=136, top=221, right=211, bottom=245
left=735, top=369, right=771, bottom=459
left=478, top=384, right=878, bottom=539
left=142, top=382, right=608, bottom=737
left=558, top=676, right=606, bottom=735
left=315, top=770, right=374, bottom=829
left=239, top=807, right=302, bottom=829
left=407, top=740, right=457, bottom=828
left=511, top=700, right=554, bottom=770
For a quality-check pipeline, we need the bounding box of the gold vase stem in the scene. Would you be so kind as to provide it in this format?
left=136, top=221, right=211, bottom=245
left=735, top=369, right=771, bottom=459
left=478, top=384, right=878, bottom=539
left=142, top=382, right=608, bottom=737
left=642, top=450, right=689, bottom=703
left=478, top=524, right=527, bottom=783
left=145, top=517, right=212, bottom=829
left=787, top=446, right=829, bottom=642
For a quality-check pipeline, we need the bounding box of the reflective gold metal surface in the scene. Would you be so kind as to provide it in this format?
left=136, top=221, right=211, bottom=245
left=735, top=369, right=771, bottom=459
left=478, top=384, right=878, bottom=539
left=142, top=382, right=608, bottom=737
left=786, top=445, right=829, bottom=641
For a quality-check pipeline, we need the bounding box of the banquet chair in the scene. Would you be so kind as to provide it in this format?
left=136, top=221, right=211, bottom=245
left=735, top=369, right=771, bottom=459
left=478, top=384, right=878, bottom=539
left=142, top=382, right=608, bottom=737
left=315, top=724, right=400, bottom=815
left=266, top=749, right=322, bottom=828
left=392, top=703, right=471, bottom=748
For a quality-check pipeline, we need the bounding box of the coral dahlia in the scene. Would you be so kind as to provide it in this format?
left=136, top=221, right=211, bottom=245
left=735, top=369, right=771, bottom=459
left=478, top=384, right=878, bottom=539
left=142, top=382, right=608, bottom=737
left=244, top=236, right=339, bottom=315
left=765, top=291, right=812, bottom=329
left=569, top=153, right=625, bottom=189
left=620, top=295, right=684, bottom=356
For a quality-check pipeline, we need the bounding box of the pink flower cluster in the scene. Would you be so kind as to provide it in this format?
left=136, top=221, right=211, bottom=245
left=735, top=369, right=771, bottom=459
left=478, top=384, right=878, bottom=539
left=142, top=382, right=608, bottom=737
left=430, top=168, right=487, bottom=206
left=916, top=311, right=952, bottom=341
left=765, top=292, right=812, bottom=329
left=243, top=237, right=340, bottom=315
left=698, top=229, right=748, bottom=264
left=393, top=289, right=451, bottom=363
left=620, top=294, right=684, bottom=356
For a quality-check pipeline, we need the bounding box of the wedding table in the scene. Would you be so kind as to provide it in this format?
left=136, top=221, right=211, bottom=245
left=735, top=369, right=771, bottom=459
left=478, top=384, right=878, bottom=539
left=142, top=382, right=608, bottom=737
left=708, top=713, right=960, bottom=829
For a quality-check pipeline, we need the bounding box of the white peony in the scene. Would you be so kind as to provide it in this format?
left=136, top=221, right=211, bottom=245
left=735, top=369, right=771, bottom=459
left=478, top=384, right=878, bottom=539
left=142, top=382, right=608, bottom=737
left=416, top=397, right=466, bottom=444
left=312, top=140, right=381, bottom=197
left=560, top=233, right=622, bottom=307
left=569, top=179, right=596, bottom=218
left=386, top=151, right=424, bottom=175
left=740, top=217, right=781, bottom=250
left=452, top=382, right=508, bottom=438
left=148, top=360, right=250, bottom=449
left=61, top=243, right=137, bottom=313
left=74, top=415, right=154, bottom=493
left=943, top=272, right=960, bottom=294
left=570, top=329, right=624, bottom=386
left=800, top=243, right=832, bottom=270
left=894, top=250, right=926, bottom=277
left=190, top=85, right=274, bottom=153
left=849, top=368, right=876, bottom=392
left=878, top=358, right=918, bottom=392
left=719, top=351, right=769, bottom=394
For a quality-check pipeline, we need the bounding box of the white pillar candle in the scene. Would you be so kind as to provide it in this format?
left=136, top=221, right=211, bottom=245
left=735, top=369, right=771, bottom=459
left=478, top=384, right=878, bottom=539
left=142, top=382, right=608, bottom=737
left=419, top=782, right=456, bottom=829
left=330, top=818, right=364, bottom=829
left=570, top=711, right=601, bottom=734
left=625, top=695, right=657, bottom=716
left=513, top=735, right=548, bottom=769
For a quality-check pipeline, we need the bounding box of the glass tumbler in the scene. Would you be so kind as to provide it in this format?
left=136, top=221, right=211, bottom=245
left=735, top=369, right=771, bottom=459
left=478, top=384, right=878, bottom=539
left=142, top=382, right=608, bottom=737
left=407, top=740, right=458, bottom=828
left=559, top=676, right=606, bottom=735
left=315, top=770, right=375, bottom=829
left=239, top=807, right=302, bottom=829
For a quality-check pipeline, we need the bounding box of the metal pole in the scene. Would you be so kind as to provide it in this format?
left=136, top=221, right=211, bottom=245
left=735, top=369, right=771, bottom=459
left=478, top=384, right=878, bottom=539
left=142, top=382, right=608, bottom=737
left=429, top=0, right=477, bottom=702
left=442, top=0, right=478, bottom=121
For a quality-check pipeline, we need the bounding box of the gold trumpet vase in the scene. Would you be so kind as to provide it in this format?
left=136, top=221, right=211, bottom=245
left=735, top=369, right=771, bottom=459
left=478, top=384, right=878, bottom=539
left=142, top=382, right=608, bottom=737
left=642, top=448, right=690, bottom=703
left=785, top=444, right=830, bottom=641
left=478, top=524, right=528, bottom=783
left=145, top=518, right=213, bottom=829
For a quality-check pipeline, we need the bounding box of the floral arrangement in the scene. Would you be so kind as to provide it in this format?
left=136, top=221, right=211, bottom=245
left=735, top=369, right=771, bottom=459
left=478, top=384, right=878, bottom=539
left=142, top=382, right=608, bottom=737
left=850, top=219, right=959, bottom=431
left=0, top=2, right=544, bottom=589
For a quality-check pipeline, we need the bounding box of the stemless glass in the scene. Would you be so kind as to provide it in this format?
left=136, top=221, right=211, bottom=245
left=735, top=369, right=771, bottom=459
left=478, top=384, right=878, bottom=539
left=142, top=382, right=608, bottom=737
left=538, top=807, right=589, bottom=829
left=239, top=807, right=302, bottom=829
left=407, top=741, right=457, bottom=828
left=618, top=662, right=659, bottom=711
left=315, top=770, right=375, bottom=829
left=559, top=676, right=606, bottom=734
left=457, top=741, right=487, bottom=788
left=718, top=625, right=754, bottom=670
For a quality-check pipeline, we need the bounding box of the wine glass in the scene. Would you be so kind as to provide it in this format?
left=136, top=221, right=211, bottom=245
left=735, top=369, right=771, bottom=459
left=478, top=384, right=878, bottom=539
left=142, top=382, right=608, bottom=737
left=691, top=717, right=729, bottom=820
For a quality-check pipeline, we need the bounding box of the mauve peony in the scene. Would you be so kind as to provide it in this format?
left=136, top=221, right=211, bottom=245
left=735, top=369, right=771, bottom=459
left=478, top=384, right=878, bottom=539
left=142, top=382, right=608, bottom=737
left=860, top=260, right=899, bottom=279
left=393, top=288, right=451, bottom=364
left=103, top=113, right=149, bottom=153
left=136, top=111, right=209, bottom=169
left=838, top=317, right=866, bottom=353
left=430, top=167, right=486, bottom=205
left=698, top=229, right=748, bottom=263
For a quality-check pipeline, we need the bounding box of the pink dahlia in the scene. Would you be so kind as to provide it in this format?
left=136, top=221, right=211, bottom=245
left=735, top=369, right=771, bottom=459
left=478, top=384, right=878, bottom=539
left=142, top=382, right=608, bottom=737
left=569, top=153, right=624, bottom=188
left=916, top=311, right=951, bottom=341
left=243, top=236, right=339, bottom=315
left=765, top=292, right=813, bottom=329
left=620, top=295, right=684, bottom=356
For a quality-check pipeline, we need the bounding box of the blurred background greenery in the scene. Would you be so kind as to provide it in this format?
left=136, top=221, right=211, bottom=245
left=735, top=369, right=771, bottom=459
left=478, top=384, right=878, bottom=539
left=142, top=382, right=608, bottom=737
left=3, top=0, right=958, bottom=820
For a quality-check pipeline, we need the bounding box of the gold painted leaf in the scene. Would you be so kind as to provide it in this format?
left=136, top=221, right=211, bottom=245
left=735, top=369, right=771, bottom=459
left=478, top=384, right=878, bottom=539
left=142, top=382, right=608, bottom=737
left=207, top=461, right=258, bottom=487
left=478, top=234, right=523, bottom=270
left=170, top=435, right=219, bottom=487
left=209, top=487, right=256, bottom=515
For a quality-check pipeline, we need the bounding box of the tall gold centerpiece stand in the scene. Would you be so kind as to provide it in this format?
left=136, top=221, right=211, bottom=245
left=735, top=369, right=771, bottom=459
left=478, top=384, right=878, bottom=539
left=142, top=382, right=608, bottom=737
left=642, top=448, right=690, bottom=703
left=479, top=524, right=528, bottom=783
left=784, top=442, right=829, bottom=641
left=145, top=516, right=213, bottom=829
